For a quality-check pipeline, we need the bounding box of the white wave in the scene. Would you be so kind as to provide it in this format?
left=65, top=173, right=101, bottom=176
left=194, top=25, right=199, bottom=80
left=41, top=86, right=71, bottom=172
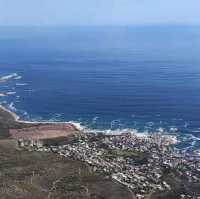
left=0, top=93, right=6, bottom=97
left=0, top=73, right=18, bottom=82
left=67, top=121, right=180, bottom=146
left=6, top=91, right=16, bottom=95
left=92, top=116, right=99, bottom=123
left=16, top=83, right=28, bottom=86
left=68, top=121, right=149, bottom=137
left=0, top=100, right=7, bottom=104
left=68, top=121, right=85, bottom=130
left=156, top=127, right=164, bottom=133
left=8, top=102, right=17, bottom=112
left=24, top=89, right=40, bottom=93
left=14, top=76, right=22, bottom=80
left=169, top=127, right=178, bottom=132
left=183, top=122, right=190, bottom=128
left=87, top=128, right=150, bottom=138
left=189, top=134, right=200, bottom=141
left=23, top=111, right=28, bottom=116
left=191, top=140, right=197, bottom=146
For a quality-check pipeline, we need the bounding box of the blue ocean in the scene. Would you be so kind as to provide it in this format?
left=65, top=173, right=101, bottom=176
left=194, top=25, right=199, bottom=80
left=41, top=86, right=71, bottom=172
left=0, top=26, right=200, bottom=151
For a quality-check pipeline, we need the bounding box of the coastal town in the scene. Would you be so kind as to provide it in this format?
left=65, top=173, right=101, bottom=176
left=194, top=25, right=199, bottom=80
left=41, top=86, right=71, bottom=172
left=1, top=71, right=200, bottom=198
left=1, top=3, right=200, bottom=198
left=0, top=99, right=200, bottom=199
left=12, top=125, right=200, bottom=199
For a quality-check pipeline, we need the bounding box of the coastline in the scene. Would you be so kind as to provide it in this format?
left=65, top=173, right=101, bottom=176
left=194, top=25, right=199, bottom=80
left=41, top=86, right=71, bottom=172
left=0, top=105, right=80, bottom=130
left=0, top=104, right=178, bottom=143
left=1, top=103, right=199, bottom=199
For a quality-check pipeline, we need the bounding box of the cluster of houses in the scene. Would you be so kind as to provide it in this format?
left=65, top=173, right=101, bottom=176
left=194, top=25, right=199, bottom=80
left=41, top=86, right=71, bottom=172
left=66, top=134, right=199, bottom=198
left=9, top=125, right=200, bottom=199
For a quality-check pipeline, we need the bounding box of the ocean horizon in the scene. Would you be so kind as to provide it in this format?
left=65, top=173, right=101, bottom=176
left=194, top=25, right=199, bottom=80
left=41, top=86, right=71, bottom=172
left=0, top=25, right=200, bottom=151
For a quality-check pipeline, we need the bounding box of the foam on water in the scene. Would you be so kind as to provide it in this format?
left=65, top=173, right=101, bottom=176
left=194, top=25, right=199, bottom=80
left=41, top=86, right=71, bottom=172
left=68, top=121, right=85, bottom=131
left=6, top=91, right=16, bottom=95
left=68, top=120, right=149, bottom=137
left=0, top=73, right=22, bottom=84
left=0, top=73, right=18, bottom=82
left=8, top=102, right=17, bottom=112
left=0, top=93, right=6, bottom=97
left=14, top=76, right=22, bottom=80
left=63, top=120, right=179, bottom=146
left=16, top=83, right=28, bottom=86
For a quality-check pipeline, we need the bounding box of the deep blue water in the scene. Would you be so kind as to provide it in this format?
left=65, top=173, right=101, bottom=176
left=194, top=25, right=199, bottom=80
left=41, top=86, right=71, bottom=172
left=0, top=26, right=200, bottom=150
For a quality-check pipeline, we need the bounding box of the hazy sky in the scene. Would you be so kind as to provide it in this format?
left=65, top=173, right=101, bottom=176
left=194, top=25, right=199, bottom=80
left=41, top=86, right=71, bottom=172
left=0, top=0, right=200, bottom=26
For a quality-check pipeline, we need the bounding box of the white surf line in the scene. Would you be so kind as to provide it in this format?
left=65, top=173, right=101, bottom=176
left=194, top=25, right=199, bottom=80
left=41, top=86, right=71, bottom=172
left=0, top=105, right=180, bottom=144
left=0, top=105, right=75, bottom=126
left=0, top=93, right=6, bottom=97
left=0, top=104, right=20, bottom=120
left=0, top=73, right=18, bottom=82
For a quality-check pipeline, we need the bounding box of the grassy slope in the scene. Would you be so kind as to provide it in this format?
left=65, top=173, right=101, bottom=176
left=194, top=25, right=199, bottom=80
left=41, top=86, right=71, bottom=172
left=0, top=108, right=134, bottom=199
left=0, top=139, right=134, bottom=199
